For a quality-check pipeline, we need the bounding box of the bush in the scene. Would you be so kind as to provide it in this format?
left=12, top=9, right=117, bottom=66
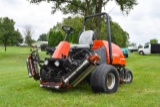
left=48, top=30, right=63, bottom=47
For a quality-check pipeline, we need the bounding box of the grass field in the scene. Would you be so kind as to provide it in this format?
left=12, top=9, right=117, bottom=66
left=0, top=46, right=160, bottom=107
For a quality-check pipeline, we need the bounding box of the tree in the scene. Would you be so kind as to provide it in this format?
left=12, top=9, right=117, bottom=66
left=84, top=16, right=129, bottom=47
left=62, top=16, right=83, bottom=43
left=28, top=0, right=136, bottom=46
left=10, top=29, right=23, bottom=46
left=48, top=29, right=63, bottom=47
left=110, top=21, right=129, bottom=47
left=23, top=25, right=34, bottom=46
left=38, top=33, right=48, bottom=41
left=51, top=16, right=129, bottom=47
left=28, top=0, right=137, bottom=30
left=138, top=44, right=143, bottom=49
left=28, top=0, right=137, bottom=15
left=50, top=16, right=83, bottom=43
left=150, top=38, right=158, bottom=44
left=0, top=17, right=15, bottom=51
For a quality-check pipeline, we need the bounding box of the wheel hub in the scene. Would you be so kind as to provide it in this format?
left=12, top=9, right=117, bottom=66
left=107, top=73, right=115, bottom=89
left=127, top=73, right=131, bottom=81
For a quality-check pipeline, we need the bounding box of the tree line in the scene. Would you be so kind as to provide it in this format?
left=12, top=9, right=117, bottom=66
left=29, top=0, right=137, bottom=31
left=0, top=15, right=130, bottom=52
left=29, top=0, right=138, bottom=48
left=48, top=16, right=129, bottom=47
left=0, top=0, right=140, bottom=51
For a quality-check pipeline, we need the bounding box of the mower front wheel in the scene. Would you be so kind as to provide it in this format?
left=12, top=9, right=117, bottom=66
left=90, top=64, right=119, bottom=93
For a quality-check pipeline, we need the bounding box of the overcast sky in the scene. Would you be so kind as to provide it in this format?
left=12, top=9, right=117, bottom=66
left=0, top=0, right=160, bottom=46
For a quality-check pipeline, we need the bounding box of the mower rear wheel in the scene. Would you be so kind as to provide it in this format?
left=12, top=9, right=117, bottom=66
left=90, top=64, right=119, bottom=93
left=125, top=69, right=133, bottom=83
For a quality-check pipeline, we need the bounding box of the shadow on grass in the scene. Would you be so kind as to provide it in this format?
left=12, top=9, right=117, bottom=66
left=40, top=83, right=94, bottom=95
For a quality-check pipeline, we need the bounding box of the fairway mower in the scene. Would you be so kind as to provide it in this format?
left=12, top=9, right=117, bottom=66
left=26, top=12, right=133, bottom=93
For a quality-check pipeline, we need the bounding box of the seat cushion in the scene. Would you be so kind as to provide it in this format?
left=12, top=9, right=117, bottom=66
left=70, top=44, right=90, bottom=49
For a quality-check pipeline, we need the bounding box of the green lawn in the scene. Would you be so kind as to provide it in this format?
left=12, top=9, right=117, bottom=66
left=0, top=46, right=160, bottom=107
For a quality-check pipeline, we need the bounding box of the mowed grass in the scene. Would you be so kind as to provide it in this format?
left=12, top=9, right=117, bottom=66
left=0, top=46, right=160, bottom=107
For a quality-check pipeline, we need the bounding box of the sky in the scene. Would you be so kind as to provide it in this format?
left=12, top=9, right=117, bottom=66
left=0, top=0, right=160, bottom=46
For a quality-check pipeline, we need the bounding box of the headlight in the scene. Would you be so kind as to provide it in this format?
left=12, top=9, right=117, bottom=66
left=54, top=60, right=60, bottom=67
left=44, top=60, right=49, bottom=65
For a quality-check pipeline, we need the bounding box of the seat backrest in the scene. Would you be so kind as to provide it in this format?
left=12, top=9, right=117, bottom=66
left=79, top=30, right=94, bottom=45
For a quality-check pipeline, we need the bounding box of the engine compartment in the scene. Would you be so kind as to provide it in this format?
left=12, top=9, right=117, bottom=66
left=39, top=48, right=93, bottom=86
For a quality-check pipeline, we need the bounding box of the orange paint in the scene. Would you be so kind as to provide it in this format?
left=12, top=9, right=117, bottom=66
left=52, top=41, right=70, bottom=58
left=92, top=40, right=126, bottom=66
left=89, top=54, right=100, bottom=65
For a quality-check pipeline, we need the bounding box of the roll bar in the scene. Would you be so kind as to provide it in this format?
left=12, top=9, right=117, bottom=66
left=82, top=12, right=112, bottom=64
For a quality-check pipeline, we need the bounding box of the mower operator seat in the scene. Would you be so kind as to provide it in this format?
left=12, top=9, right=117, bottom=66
left=71, top=30, right=94, bottom=49
left=79, top=30, right=94, bottom=45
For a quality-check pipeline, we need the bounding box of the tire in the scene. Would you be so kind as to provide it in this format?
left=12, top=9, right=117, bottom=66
left=90, top=64, right=119, bottom=93
left=125, top=69, right=133, bottom=83
left=26, top=59, right=32, bottom=77
left=139, top=51, right=144, bottom=55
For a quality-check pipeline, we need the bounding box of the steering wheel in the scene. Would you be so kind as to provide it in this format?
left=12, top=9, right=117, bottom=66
left=62, top=25, right=75, bottom=34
